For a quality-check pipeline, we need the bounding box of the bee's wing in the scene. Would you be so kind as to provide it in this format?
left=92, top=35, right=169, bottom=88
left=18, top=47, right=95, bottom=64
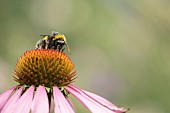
left=40, top=35, right=50, bottom=37
left=52, top=31, right=59, bottom=36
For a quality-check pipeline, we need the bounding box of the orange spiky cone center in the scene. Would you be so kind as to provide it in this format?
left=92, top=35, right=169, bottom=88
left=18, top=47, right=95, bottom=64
left=14, top=49, right=76, bottom=88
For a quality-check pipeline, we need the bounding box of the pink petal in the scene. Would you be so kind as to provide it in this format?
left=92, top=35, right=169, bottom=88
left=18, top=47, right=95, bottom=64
left=65, top=84, right=128, bottom=113
left=13, top=86, right=35, bottom=113
left=1, top=87, right=23, bottom=113
left=53, top=86, right=75, bottom=113
left=65, top=97, right=76, bottom=112
left=83, top=90, right=127, bottom=112
left=31, top=86, right=49, bottom=113
left=0, top=86, right=16, bottom=110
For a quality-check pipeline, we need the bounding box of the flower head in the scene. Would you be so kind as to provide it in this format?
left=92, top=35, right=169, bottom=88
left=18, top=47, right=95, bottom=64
left=0, top=49, right=128, bottom=113
left=14, top=49, right=76, bottom=87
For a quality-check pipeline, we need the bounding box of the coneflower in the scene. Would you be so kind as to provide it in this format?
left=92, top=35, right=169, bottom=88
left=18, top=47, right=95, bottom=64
left=0, top=49, right=128, bottom=113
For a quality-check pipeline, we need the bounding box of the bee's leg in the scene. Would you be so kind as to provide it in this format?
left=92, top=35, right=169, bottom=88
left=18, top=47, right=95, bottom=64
left=61, top=48, right=65, bottom=52
left=41, top=40, right=46, bottom=49
left=57, top=45, right=61, bottom=51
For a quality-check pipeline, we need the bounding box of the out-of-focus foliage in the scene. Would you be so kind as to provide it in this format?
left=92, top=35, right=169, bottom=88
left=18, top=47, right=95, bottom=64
left=0, top=0, right=170, bottom=112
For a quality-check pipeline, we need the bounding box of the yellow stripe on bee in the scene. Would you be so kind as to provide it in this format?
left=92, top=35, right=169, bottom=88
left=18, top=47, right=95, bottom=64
left=43, top=36, right=48, bottom=40
left=53, top=34, right=66, bottom=41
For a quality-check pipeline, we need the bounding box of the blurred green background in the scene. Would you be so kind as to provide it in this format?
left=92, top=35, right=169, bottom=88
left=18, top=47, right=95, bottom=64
left=0, top=0, right=170, bottom=113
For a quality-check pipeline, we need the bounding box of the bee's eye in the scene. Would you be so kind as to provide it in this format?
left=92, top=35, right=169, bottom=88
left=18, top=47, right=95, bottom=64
left=57, top=40, right=64, bottom=43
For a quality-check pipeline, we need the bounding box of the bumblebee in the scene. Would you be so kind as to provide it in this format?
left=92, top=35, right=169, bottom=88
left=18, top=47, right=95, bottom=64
left=35, top=31, right=71, bottom=54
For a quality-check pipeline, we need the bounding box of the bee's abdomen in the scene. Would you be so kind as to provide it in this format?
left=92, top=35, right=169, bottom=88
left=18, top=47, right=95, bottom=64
left=36, top=39, right=46, bottom=49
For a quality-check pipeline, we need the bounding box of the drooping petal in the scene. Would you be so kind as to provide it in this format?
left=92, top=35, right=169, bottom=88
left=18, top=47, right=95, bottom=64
left=65, top=84, right=128, bottom=113
left=0, top=86, right=16, bottom=110
left=12, top=86, right=35, bottom=113
left=1, top=87, right=23, bottom=113
left=83, top=90, right=128, bottom=112
left=65, top=97, right=76, bottom=112
left=31, top=86, right=49, bottom=113
left=53, top=86, right=75, bottom=113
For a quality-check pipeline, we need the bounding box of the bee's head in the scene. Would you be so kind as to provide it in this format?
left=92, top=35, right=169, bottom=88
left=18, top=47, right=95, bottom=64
left=52, top=31, right=71, bottom=54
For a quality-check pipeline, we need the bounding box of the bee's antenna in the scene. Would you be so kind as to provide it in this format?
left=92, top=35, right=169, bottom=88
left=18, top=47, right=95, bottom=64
left=63, top=35, right=71, bottom=55
left=65, top=41, right=71, bottom=55
left=40, top=35, right=49, bottom=37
